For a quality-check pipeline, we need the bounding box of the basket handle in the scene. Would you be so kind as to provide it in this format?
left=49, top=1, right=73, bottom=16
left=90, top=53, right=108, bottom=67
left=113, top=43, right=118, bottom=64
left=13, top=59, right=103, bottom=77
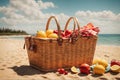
left=46, top=16, right=61, bottom=38
left=64, top=17, right=80, bottom=32
left=64, top=17, right=80, bottom=44
left=46, top=16, right=63, bottom=45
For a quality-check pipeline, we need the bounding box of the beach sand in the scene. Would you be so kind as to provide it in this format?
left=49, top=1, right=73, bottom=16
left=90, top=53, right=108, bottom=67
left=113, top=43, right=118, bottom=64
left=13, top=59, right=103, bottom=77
left=0, top=38, right=120, bottom=80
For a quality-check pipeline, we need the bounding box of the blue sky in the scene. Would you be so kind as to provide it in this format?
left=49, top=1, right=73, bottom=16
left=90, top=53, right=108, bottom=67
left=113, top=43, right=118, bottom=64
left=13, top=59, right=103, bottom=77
left=41, top=0, right=120, bottom=15
left=0, top=0, right=120, bottom=34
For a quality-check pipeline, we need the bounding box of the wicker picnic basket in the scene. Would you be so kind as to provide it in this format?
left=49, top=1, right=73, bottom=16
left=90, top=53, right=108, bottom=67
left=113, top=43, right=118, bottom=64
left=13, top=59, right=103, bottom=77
left=25, top=16, right=98, bottom=71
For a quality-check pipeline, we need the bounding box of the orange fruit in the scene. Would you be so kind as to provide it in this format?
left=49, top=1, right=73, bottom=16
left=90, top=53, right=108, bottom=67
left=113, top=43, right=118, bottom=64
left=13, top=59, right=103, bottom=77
left=93, top=64, right=105, bottom=75
left=86, top=23, right=94, bottom=29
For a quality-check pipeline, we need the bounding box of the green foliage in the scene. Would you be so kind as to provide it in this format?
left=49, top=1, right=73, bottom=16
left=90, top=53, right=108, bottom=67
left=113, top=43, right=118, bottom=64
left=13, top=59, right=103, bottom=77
left=0, top=28, right=28, bottom=35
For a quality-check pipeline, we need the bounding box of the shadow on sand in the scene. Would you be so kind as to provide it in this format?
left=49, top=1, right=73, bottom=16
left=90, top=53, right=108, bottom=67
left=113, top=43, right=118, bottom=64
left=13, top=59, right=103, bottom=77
left=10, top=65, right=47, bottom=76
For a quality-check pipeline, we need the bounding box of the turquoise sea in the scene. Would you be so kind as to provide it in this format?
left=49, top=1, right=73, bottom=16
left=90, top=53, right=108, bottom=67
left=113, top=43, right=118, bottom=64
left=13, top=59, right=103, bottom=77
left=97, top=34, right=120, bottom=46
left=1, top=34, right=120, bottom=46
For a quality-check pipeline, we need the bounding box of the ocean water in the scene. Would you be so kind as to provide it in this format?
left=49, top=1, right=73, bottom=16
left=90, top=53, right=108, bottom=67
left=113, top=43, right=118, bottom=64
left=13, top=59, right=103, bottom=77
left=97, top=34, right=120, bottom=46
left=1, top=34, right=120, bottom=46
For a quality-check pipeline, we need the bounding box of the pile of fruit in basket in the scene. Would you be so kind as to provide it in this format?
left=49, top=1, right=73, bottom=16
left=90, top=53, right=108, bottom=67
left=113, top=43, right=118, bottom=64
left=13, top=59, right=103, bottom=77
left=80, top=23, right=100, bottom=37
left=36, top=30, right=58, bottom=38
left=56, top=59, right=120, bottom=75
left=36, top=23, right=100, bottom=39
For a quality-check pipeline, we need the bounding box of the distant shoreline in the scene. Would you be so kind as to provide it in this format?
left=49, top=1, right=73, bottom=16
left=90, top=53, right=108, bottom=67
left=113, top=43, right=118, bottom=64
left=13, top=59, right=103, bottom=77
left=0, top=28, right=28, bottom=36
left=0, top=33, right=29, bottom=35
left=0, top=34, right=30, bottom=36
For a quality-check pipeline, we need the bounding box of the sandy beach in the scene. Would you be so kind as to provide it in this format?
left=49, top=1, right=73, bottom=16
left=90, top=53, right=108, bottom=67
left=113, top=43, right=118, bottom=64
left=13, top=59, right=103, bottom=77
left=0, top=38, right=120, bottom=80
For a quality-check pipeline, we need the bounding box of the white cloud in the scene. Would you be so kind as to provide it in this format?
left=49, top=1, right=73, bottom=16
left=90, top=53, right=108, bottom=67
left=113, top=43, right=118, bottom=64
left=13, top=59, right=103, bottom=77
left=0, top=0, right=120, bottom=34
left=37, top=0, right=55, bottom=9
left=0, top=6, right=15, bottom=14
left=0, top=0, right=69, bottom=33
left=0, top=0, right=59, bottom=24
left=75, top=10, right=120, bottom=34
left=75, top=10, right=120, bottom=21
left=0, top=0, right=57, bottom=25
left=10, top=0, right=44, bottom=19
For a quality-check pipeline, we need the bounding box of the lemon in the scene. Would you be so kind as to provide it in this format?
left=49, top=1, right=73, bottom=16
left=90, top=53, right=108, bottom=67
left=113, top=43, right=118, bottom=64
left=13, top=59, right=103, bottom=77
left=93, top=59, right=108, bottom=68
left=93, top=64, right=105, bottom=75
left=46, top=29, right=53, bottom=36
left=98, top=59, right=108, bottom=68
left=111, top=65, right=120, bottom=73
left=93, top=59, right=99, bottom=64
left=71, top=66, right=79, bottom=73
left=36, top=31, right=47, bottom=38
left=48, top=33, right=58, bottom=38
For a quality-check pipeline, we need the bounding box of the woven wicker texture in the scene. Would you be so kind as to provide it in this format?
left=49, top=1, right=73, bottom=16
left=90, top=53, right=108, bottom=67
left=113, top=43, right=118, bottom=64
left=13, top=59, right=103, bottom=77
left=25, top=16, right=98, bottom=71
